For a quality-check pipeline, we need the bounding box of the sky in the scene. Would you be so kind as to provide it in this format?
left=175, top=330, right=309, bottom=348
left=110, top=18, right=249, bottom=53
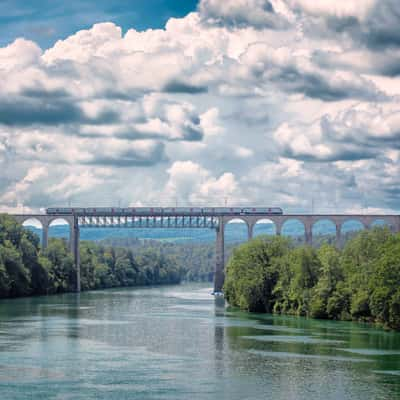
left=1, top=0, right=400, bottom=214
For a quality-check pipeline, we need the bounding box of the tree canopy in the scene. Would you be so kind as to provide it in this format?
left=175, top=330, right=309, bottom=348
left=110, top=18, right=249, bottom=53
left=0, top=214, right=182, bottom=298
left=224, top=228, right=400, bottom=330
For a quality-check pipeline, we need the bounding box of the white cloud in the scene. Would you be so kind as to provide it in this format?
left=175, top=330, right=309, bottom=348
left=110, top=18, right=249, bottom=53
left=163, top=161, right=241, bottom=205
left=1, top=166, right=48, bottom=204
left=274, top=102, right=400, bottom=162
left=0, top=1, right=399, bottom=214
left=287, top=0, right=376, bottom=20
left=199, top=0, right=289, bottom=29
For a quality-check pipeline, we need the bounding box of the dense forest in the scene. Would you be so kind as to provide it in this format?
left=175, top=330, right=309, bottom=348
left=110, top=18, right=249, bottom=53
left=2, top=211, right=395, bottom=332
left=224, top=228, right=400, bottom=330
left=100, top=232, right=359, bottom=282
left=0, top=214, right=182, bottom=298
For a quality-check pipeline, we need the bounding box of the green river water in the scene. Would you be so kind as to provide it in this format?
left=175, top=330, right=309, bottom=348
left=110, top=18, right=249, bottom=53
left=0, top=283, right=399, bottom=399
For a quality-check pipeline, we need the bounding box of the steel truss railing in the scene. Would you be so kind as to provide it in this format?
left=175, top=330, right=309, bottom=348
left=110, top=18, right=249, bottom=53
left=77, top=215, right=220, bottom=229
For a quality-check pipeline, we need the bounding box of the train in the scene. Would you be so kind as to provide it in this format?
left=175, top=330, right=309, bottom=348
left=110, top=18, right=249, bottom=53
left=46, top=207, right=283, bottom=216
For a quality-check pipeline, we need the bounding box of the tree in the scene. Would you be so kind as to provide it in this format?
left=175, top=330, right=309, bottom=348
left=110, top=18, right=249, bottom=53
left=224, top=236, right=291, bottom=312
left=1, top=241, right=31, bottom=297
left=310, top=245, right=343, bottom=319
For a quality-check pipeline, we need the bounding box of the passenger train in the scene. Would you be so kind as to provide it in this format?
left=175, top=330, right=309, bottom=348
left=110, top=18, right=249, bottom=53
left=46, top=207, right=283, bottom=216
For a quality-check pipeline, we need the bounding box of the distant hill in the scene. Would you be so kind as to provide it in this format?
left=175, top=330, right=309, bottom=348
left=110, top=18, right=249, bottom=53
left=24, top=220, right=363, bottom=244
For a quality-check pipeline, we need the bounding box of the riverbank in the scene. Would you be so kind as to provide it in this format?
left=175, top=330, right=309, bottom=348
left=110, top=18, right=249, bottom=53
left=0, top=283, right=399, bottom=400
left=224, top=228, right=400, bottom=331
left=0, top=214, right=182, bottom=299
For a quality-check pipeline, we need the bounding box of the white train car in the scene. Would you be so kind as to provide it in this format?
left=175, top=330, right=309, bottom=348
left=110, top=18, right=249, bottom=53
left=163, top=208, right=177, bottom=214
left=175, top=207, right=191, bottom=214
left=163, top=208, right=202, bottom=215
left=46, top=208, right=73, bottom=215
left=242, top=207, right=283, bottom=215
left=85, top=208, right=115, bottom=214
left=134, top=208, right=151, bottom=214
left=189, top=208, right=202, bottom=214
left=134, top=207, right=163, bottom=214
left=47, top=206, right=283, bottom=216
left=214, top=207, right=242, bottom=215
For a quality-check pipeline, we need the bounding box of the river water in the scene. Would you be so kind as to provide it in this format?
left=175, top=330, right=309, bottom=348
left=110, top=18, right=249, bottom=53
left=0, top=283, right=399, bottom=400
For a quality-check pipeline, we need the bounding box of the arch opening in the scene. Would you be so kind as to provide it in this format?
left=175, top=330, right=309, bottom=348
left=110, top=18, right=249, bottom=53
left=281, top=219, right=306, bottom=245
left=340, top=219, right=365, bottom=240
left=253, top=218, right=276, bottom=237
left=48, top=218, right=71, bottom=245
left=224, top=218, right=249, bottom=264
left=371, top=219, right=392, bottom=230
left=22, top=218, right=44, bottom=243
left=312, top=219, right=337, bottom=246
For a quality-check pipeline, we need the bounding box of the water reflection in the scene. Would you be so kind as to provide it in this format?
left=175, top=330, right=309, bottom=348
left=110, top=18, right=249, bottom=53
left=214, top=296, right=226, bottom=378
left=0, top=284, right=399, bottom=400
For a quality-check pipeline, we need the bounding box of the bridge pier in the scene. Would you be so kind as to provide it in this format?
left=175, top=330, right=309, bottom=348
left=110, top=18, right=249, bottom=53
left=214, top=218, right=225, bottom=293
left=305, top=225, right=313, bottom=246
left=248, top=223, right=253, bottom=241
left=73, top=218, right=81, bottom=293
left=42, top=225, right=49, bottom=250
left=335, top=224, right=341, bottom=248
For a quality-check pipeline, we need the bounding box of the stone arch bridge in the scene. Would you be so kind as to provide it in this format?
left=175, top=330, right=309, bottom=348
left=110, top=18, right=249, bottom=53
left=11, top=212, right=400, bottom=293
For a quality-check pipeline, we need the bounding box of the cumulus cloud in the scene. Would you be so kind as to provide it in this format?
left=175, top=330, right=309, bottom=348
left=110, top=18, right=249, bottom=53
left=163, top=161, right=241, bottom=205
left=0, top=1, right=399, bottom=213
left=313, top=48, right=400, bottom=78
left=237, top=43, right=385, bottom=101
left=0, top=166, right=48, bottom=204
left=290, top=0, right=400, bottom=51
left=8, top=128, right=167, bottom=167
left=199, top=0, right=289, bottom=29
left=287, top=0, right=376, bottom=20
left=274, top=103, right=400, bottom=162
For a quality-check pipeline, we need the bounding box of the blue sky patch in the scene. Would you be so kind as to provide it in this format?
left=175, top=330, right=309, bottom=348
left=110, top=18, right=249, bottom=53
left=0, top=0, right=199, bottom=48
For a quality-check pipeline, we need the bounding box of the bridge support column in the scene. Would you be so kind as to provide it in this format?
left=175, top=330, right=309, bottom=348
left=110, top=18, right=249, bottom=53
left=73, top=218, right=81, bottom=293
left=276, top=224, right=282, bottom=236
left=42, top=225, right=49, bottom=250
left=214, top=218, right=225, bottom=293
left=395, top=217, right=400, bottom=233
left=248, top=223, right=253, bottom=241
left=69, top=223, right=75, bottom=254
left=305, top=224, right=312, bottom=246
left=335, top=224, right=341, bottom=248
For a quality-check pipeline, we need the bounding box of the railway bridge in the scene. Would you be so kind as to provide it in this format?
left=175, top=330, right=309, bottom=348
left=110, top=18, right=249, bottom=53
left=11, top=210, right=400, bottom=293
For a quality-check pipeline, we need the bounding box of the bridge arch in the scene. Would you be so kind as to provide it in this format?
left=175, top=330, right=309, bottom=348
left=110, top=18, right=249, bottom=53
left=370, top=218, right=393, bottom=231
left=223, top=217, right=249, bottom=264
left=311, top=218, right=337, bottom=246
left=223, top=217, right=250, bottom=239
left=19, top=217, right=49, bottom=249
left=21, top=217, right=44, bottom=243
left=340, top=219, right=365, bottom=238
left=281, top=218, right=306, bottom=244
left=252, top=218, right=277, bottom=238
left=47, top=217, right=74, bottom=250
left=21, top=217, right=44, bottom=229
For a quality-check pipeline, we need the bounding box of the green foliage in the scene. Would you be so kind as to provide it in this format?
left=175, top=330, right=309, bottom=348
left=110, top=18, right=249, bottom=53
left=102, top=237, right=218, bottom=283
left=0, top=215, right=182, bottom=299
left=309, top=245, right=343, bottom=319
left=224, top=227, right=400, bottom=331
left=224, top=236, right=291, bottom=312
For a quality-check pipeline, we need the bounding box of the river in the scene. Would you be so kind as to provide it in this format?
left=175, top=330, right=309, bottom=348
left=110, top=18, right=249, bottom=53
left=0, top=283, right=399, bottom=399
